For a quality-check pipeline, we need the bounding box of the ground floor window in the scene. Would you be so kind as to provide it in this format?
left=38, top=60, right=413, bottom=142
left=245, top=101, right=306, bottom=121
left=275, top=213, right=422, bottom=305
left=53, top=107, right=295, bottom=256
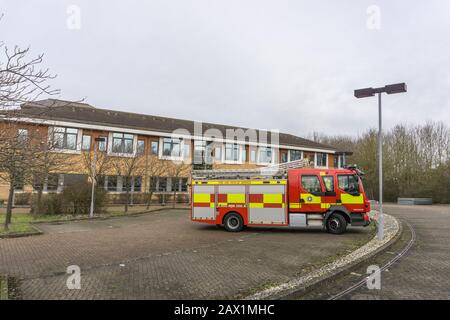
left=150, top=177, right=189, bottom=192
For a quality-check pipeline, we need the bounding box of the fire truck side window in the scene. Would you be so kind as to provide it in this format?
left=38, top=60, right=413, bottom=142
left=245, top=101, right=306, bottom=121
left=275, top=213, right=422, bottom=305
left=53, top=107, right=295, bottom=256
left=338, top=174, right=360, bottom=193
left=322, top=176, right=334, bottom=192
left=301, top=175, right=322, bottom=193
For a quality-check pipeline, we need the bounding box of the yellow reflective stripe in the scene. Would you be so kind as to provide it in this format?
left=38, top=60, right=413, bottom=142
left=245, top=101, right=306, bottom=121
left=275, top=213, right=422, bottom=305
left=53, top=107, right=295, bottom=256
left=192, top=180, right=286, bottom=185
left=263, top=194, right=283, bottom=204
left=193, top=193, right=211, bottom=203
left=341, top=194, right=364, bottom=204
left=210, top=203, right=215, bottom=208
left=249, top=203, right=264, bottom=208
left=218, top=202, right=227, bottom=207
left=290, top=203, right=301, bottom=209
left=227, top=194, right=246, bottom=203
left=320, top=171, right=326, bottom=176
left=300, top=193, right=321, bottom=204
left=321, top=203, right=331, bottom=209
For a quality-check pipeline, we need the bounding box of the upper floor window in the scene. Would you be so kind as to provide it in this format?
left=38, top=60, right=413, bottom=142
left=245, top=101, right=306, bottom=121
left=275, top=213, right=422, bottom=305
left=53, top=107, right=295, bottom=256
left=281, top=151, right=288, bottom=163
left=151, top=141, right=159, bottom=155
left=162, top=137, right=182, bottom=157
left=17, top=129, right=28, bottom=144
left=258, top=147, right=273, bottom=164
left=98, top=136, right=107, bottom=152
left=82, top=135, right=91, bottom=151
left=290, top=150, right=302, bottom=161
left=52, top=127, right=78, bottom=150
left=112, top=133, right=134, bottom=154
left=137, top=140, right=145, bottom=155
left=316, top=152, right=327, bottom=167
left=225, top=143, right=240, bottom=162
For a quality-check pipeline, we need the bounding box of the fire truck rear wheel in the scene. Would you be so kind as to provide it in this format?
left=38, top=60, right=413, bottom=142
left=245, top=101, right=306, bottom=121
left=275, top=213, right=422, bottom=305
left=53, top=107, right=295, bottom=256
left=326, top=213, right=347, bottom=234
left=224, top=212, right=244, bottom=232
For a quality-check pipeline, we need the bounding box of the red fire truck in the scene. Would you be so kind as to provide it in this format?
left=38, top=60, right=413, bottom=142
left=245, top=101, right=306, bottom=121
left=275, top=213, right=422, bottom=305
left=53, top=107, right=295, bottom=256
left=191, top=160, right=371, bottom=234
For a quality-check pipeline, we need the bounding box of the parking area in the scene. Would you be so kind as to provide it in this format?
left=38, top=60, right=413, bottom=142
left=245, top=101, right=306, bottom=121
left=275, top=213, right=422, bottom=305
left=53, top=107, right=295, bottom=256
left=0, top=209, right=373, bottom=299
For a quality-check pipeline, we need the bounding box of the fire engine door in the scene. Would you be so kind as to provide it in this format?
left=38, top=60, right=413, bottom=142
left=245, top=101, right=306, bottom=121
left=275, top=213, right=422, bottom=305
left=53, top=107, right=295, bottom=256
left=336, top=174, right=364, bottom=208
left=299, top=174, right=324, bottom=212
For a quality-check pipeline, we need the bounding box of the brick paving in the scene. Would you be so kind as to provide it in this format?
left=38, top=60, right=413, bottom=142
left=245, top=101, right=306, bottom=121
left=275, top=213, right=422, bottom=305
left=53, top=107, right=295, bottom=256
left=304, top=204, right=450, bottom=300
left=0, top=209, right=372, bottom=299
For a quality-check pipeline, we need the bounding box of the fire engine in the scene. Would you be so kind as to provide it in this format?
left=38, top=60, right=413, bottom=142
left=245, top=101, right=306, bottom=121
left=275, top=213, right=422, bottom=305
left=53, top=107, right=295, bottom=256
left=191, top=160, right=371, bottom=234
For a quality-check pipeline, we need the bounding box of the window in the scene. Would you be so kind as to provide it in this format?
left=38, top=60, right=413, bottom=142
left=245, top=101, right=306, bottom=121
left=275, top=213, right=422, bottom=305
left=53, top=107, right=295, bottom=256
left=14, top=173, right=25, bottom=191
left=333, top=156, right=339, bottom=168
left=250, top=149, right=256, bottom=163
left=172, top=177, right=180, bottom=192
left=225, top=144, right=240, bottom=162
left=52, top=127, right=78, bottom=150
left=46, top=174, right=59, bottom=192
left=82, top=135, right=91, bottom=150
left=184, top=143, right=191, bottom=159
left=133, top=176, right=142, bottom=192
left=290, top=150, right=302, bottom=161
left=162, top=138, right=182, bottom=157
left=158, top=177, right=168, bottom=192
left=194, top=140, right=206, bottom=164
left=316, top=152, right=327, bottom=167
left=98, top=136, right=107, bottom=152
left=214, top=146, right=222, bottom=161
left=96, top=175, right=106, bottom=190
left=17, top=129, right=28, bottom=144
left=258, top=147, right=273, bottom=163
left=149, top=177, right=158, bottom=192
left=151, top=141, right=159, bottom=155
left=112, top=133, right=134, bottom=154
left=107, top=176, right=118, bottom=192
left=281, top=152, right=288, bottom=163
left=242, top=148, right=247, bottom=162
left=301, top=175, right=322, bottom=193
left=137, top=140, right=145, bottom=155
left=180, top=178, right=188, bottom=192
left=338, top=175, right=360, bottom=193
left=322, top=176, right=334, bottom=192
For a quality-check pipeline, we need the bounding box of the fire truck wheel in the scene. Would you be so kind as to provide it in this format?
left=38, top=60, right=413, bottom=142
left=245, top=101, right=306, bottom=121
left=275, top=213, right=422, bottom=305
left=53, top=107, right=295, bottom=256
left=326, top=213, right=347, bottom=234
left=223, top=213, right=244, bottom=232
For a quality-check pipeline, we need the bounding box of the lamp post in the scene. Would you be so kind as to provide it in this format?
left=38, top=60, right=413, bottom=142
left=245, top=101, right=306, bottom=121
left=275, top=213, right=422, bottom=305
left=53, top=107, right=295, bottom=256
left=354, top=83, right=407, bottom=241
left=89, top=137, right=105, bottom=218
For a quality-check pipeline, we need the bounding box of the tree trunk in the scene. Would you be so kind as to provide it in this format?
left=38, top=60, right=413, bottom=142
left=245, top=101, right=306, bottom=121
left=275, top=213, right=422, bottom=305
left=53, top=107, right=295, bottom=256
left=146, top=191, right=154, bottom=209
left=4, top=180, right=14, bottom=230
left=172, top=190, right=177, bottom=208
left=125, top=189, right=129, bottom=213
left=35, top=189, right=43, bottom=216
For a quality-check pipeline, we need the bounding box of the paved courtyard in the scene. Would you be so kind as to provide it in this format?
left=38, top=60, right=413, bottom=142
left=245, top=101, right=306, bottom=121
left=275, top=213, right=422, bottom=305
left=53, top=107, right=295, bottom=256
left=0, top=209, right=373, bottom=299
left=302, top=204, right=450, bottom=300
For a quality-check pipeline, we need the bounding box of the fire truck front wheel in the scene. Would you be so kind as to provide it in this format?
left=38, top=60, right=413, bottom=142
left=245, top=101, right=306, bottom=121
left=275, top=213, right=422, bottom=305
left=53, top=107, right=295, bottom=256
left=326, top=213, right=347, bottom=234
left=223, top=212, right=244, bottom=232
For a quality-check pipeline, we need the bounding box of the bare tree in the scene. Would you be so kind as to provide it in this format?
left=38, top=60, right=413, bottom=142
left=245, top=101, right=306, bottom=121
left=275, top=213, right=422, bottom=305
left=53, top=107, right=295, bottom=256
left=0, top=124, right=33, bottom=229
left=111, top=154, right=146, bottom=213
left=168, top=161, right=191, bottom=208
left=28, top=129, right=75, bottom=216
left=145, top=155, right=165, bottom=209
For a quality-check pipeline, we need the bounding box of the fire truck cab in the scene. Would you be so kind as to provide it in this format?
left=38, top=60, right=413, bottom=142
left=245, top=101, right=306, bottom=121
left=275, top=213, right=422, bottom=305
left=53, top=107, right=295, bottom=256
left=191, top=162, right=371, bottom=234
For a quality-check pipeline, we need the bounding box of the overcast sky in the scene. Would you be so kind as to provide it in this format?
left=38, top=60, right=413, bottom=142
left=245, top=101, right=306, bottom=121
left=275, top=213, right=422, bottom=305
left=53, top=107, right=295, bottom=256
left=1, top=0, right=449, bottom=137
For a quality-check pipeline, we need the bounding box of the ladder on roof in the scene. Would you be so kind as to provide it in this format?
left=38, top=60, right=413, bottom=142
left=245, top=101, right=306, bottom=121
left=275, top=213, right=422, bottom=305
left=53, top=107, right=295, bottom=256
left=192, top=159, right=312, bottom=180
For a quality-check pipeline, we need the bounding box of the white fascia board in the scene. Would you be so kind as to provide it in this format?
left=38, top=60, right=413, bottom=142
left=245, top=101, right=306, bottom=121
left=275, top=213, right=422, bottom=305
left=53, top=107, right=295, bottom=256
left=6, top=117, right=337, bottom=154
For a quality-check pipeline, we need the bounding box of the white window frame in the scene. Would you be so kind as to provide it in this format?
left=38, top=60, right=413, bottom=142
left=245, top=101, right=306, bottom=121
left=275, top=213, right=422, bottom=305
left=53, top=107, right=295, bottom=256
left=222, top=143, right=244, bottom=164
left=159, top=137, right=185, bottom=161
left=108, top=132, right=137, bottom=157
left=257, top=146, right=275, bottom=165
left=315, top=152, right=328, bottom=169
left=48, top=126, right=83, bottom=154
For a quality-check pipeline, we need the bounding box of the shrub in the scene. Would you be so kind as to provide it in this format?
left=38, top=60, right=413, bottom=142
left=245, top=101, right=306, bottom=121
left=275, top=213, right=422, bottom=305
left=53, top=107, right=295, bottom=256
left=61, top=182, right=107, bottom=215
left=30, top=193, right=63, bottom=215
left=30, top=182, right=107, bottom=216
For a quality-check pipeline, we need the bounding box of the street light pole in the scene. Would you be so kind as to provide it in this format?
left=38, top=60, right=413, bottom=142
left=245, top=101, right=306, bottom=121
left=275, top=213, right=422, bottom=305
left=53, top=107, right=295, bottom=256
left=89, top=137, right=105, bottom=218
left=354, top=83, right=406, bottom=241
left=377, top=92, right=383, bottom=240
